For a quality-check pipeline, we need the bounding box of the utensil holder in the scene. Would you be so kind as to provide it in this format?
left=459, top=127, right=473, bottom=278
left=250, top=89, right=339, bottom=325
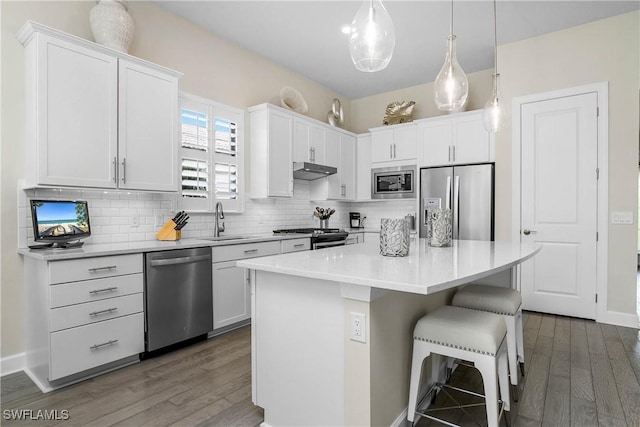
left=156, top=220, right=181, bottom=241
left=380, top=218, right=410, bottom=257
left=426, top=208, right=452, bottom=247
left=319, top=219, right=329, bottom=229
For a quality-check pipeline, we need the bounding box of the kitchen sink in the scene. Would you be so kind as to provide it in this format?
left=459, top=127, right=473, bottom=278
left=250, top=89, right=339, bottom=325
left=202, top=235, right=256, bottom=242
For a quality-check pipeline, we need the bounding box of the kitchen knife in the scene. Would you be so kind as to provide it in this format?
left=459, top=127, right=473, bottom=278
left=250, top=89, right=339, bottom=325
left=175, top=218, right=189, bottom=230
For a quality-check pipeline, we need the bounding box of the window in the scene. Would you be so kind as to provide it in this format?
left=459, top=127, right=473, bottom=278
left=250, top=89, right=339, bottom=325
left=179, top=93, right=244, bottom=212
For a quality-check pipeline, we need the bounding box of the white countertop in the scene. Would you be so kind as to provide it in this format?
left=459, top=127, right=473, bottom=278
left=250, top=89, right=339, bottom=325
left=237, top=239, right=540, bottom=295
left=17, top=233, right=311, bottom=261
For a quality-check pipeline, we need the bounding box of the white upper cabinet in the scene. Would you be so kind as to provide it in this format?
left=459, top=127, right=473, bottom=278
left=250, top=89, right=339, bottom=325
left=417, top=110, right=494, bottom=167
left=18, top=21, right=181, bottom=191
left=316, top=130, right=356, bottom=201
left=249, top=104, right=293, bottom=198
left=370, top=123, right=417, bottom=164
left=356, top=133, right=372, bottom=201
left=118, top=60, right=178, bottom=191
left=293, top=117, right=325, bottom=164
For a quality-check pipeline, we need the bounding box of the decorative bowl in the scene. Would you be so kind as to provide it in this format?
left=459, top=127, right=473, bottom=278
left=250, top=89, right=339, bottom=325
left=280, top=86, right=308, bottom=114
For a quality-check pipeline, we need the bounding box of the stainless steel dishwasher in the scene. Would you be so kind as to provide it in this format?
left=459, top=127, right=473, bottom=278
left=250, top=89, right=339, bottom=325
left=144, top=247, right=212, bottom=352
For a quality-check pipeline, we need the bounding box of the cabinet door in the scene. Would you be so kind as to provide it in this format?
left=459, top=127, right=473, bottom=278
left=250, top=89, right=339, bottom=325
left=293, top=118, right=311, bottom=163
left=393, top=126, right=417, bottom=161
left=118, top=60, right=178, bottom=191
left=309, top=125, right=326, bottom=165
left=453, top=113, right=492, bottom=164
left=340, top=134, right=356, bottom=200
left=418, top=121, right=452, bottom=167
left=212, top=261, right=250, bottom=330
left=356, top=134, right=372, bottom=200
left=35, top=35, right=118, bottom=188
left=325, top=129, right=342, bottom=199
left=371, top=128, right=393, bottom=163
left=268, top=109, right=293, bottom=197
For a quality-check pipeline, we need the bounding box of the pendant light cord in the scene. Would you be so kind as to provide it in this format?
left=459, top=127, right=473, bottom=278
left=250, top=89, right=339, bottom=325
left=450, top=0, right=454, bottom=35
left=493, top=0, right=498, bottom=73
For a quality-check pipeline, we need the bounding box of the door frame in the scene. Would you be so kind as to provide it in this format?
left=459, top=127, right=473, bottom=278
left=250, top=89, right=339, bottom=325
left=511, top=82, right=609, bottom=323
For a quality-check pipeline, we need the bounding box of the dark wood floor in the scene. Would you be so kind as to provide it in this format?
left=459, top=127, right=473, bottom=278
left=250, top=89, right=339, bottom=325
left=2, top=312, right=639, bottom=426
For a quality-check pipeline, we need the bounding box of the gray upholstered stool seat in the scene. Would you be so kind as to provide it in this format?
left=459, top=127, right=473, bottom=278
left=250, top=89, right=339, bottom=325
left=407, top=305, right=510, bottom=427
left=452, top=284, right=526, bottom=399
left=413, top=305, right=506, bottom=356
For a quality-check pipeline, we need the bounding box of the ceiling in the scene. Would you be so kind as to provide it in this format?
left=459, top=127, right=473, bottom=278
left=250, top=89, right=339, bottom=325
left=155, top=1, right=639, bottom=99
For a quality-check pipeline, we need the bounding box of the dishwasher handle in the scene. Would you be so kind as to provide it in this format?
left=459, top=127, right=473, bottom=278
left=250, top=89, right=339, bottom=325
left=149, top=254, right=210, bottom=267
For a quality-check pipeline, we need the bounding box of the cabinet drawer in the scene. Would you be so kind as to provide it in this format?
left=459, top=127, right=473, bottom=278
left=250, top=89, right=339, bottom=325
left=50, top=293, right=143, bottom=332
left=49, top=254, right=143, bottom=285
left=50, top=273, right=143, bottom=308
left=281, top=238, right=311, bottom=253
left=212, top=241, right=280, bottom=262
left=49, top=312, right=143, bottom=381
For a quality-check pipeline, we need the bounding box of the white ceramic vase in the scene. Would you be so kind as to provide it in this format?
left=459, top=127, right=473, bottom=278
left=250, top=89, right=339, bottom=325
left=90, top=0, right=135, bottom=53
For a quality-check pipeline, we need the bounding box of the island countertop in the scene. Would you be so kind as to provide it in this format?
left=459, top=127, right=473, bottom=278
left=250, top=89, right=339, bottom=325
left=237, top=239, right=540, bottom=295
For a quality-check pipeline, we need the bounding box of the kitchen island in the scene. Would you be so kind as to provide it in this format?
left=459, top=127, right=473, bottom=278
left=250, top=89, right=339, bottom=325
left=237, top=238, right=540, bottom=427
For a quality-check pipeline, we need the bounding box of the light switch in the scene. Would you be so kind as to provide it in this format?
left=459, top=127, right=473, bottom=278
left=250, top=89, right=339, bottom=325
left=611, top=211, right=634, bottom=225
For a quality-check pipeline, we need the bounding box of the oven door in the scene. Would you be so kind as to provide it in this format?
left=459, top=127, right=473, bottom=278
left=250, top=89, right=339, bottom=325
left=313, top=240, right=347, bottom=250
left=371, top=166, right=416, bottom=199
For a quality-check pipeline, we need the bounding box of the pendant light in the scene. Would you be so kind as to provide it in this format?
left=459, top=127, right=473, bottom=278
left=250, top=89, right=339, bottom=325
left=482, top=0, right=509, bottom=132
left=348, top=0, right=395, bottom=73
left=434, top=0, right=468, bottom=112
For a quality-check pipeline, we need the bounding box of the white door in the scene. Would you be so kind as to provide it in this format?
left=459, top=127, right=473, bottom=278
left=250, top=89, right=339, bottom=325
left=520, top=92, right=598, bottom=319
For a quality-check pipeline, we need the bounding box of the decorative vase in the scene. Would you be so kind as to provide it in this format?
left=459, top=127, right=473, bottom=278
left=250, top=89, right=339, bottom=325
left=90, top=0, right=135, bottom=53
left=426, top=208, right=452, bottom=247
left=379, top=218, right=410, bottom=257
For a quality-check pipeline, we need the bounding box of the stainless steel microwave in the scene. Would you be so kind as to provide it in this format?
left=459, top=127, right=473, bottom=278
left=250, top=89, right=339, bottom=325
left=371, top=165, right=416, bottom=199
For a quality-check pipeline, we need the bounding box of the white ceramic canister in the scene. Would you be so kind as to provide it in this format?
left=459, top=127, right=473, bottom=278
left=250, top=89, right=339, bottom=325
left=90, top=0, right=135, bottom=53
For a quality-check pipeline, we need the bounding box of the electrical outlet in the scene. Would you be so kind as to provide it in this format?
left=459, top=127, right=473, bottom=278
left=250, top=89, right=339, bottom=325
left=155, top=215, right=163, bottom=227
left=350, top=312, right=366, bottom=343
left=130, top=215, right=139, bottom=227
left=258, top=211, right=264, bottom=224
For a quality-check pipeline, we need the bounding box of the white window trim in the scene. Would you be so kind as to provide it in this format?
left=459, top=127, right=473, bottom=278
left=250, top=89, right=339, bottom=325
left=179, top=91, right=245, bottom=213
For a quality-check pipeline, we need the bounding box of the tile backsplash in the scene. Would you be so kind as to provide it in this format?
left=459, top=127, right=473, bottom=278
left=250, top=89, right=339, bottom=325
left=18, top=181, right=417, bottom=248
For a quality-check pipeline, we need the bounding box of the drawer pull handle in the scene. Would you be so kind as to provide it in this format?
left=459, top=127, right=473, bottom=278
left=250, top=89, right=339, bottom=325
left=90, top=339, right=118, bottom=350
left=88, top=265, right=118, bottom=273
left=89, top=286, right=118, bottom=294
left=293, top=244, right=305, bottom=248
left=244, top=249, right=259, bottom=254
left=89, top=307, right=118, bottom=317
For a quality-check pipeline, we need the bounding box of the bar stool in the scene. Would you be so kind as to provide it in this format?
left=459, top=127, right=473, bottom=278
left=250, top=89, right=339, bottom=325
left=452, top=284, right=525, bottom=399
left=407, top=305, right=510, bottom=427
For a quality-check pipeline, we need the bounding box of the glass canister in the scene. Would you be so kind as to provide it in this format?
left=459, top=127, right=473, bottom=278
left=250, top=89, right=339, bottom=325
left=380, top=218, right=410, bottom=257
left=426, top=208, right=452, bottom=247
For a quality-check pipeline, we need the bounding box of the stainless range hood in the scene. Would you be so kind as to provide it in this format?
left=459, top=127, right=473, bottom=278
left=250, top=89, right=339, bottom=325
left=292, top=162, right=337, bottom=180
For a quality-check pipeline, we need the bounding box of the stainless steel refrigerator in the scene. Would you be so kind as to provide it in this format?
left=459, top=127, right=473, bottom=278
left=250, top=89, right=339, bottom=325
left=419, top=163, right=494, bottom=241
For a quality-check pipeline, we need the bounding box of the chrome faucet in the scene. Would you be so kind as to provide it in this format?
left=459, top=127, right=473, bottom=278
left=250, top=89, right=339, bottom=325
left=214, top=202, right=225, bottom=237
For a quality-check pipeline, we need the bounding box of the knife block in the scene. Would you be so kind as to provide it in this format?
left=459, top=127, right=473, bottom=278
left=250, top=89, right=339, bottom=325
left=156, top=220, right=181, bottom=241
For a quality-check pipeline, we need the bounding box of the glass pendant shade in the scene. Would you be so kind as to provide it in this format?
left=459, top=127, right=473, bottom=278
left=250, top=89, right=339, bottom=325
left=434, top=35, right=469, bottom=111
left=482, top=74, right=509, bottom=132
left=348, top=0, right=395, bottom=73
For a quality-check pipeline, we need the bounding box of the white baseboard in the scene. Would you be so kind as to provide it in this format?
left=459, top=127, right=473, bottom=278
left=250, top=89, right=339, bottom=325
left=1, top=352, right=25, bottom=377
left=604, top=310, right=640, bottom=329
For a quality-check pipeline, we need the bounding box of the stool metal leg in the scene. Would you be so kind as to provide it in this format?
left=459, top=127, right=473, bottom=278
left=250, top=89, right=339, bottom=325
left=516, top=308, right=525, bottom=378
left=407, top=341, right=429, bottom=424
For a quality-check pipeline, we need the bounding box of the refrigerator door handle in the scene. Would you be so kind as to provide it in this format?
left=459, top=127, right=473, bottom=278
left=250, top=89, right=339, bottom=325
left=445, top=176, right=452, bottom=209
left=453, top=175, right=460, bottom=238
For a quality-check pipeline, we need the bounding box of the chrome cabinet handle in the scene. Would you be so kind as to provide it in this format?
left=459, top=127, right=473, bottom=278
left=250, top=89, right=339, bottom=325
left=393, top=144, right=397, bottom=159
left=244, top=249, right=259, bottom=254
left=112, top=157, right=117, bottom=183
left=452, top=146, right=456, bottom=162
left=90, top=339, right=118, bottom=350
left=293, top=243, right=305, bottom=248
left=121, top=158, right=126, bottom=183
left=523, top=229, right=537, bottom=235
left=389, top=144, right=393, bottom=159
left=88, top=265, right=117, bottom=273
left=89, top=286, right=118, bottom=294
left=89, top=307, right=118, bottom=317
left=448, top=146, right=452, bottom=162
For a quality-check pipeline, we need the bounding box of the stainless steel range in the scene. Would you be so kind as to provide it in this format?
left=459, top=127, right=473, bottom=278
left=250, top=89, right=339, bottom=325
left=273, top=228, right=348, bottom=250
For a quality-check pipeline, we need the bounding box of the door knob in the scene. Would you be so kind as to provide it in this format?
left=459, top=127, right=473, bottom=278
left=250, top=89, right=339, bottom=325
left=522, top=229, right=536, bottom=235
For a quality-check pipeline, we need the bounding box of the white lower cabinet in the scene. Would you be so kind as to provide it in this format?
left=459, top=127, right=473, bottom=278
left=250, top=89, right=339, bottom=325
left=23, top=254, right=144, bottom=389
left=211, top=241, right=280, bottom=331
